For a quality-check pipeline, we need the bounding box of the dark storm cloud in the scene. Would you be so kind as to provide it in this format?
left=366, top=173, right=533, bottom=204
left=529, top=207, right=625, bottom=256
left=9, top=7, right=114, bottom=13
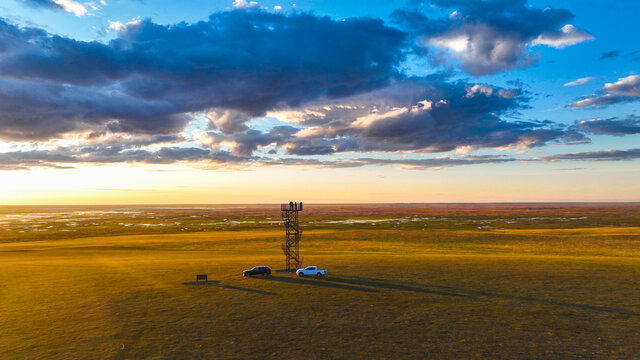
left=0, top=11, right=405, bottom=140
left=393, top=0, right=591, bottom=75
left=573, top=116, right=640, bottom=136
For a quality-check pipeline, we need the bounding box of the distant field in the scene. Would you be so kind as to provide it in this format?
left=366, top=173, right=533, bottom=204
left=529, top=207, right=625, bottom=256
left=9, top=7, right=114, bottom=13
left=1, top=204, right=639, bottom=359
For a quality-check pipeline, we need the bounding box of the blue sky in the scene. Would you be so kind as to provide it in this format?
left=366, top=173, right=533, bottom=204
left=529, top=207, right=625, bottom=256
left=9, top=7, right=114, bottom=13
left=0, top=0, right=638, bottom=203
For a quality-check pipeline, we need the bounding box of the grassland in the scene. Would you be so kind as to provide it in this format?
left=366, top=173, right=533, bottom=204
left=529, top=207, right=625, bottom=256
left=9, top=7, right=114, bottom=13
left=1, top=204, right=639, bottom=359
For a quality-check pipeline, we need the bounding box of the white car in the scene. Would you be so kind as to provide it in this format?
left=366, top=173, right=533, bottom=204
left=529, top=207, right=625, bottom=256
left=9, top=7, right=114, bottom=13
left=296, top=266, right=326, bottom=277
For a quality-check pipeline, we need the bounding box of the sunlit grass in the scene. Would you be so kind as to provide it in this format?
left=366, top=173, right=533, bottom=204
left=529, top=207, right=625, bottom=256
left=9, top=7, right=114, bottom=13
left=1, top=206, right=639, bottom=358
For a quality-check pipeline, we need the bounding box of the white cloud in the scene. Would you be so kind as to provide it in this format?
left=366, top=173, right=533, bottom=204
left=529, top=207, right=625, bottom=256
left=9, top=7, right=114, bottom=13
left=531, top=24, right=594, bottom=49
left=568, top=75, right=640, bottom=108
left=455, top=145, right=476, bottom=154
left=266, top=109, right=326, bottom=124
left=429, top=33, right=469, bottom=53
left=603, top=75, right=640, bottom=97
left=563, top=77, right=595, bottom=87
left=351, top=107, right=410, bottom=129
left=464, top=84, right=517, bottom=99
left=108, top=18, right=142, bottom=32
left=274, top=5, right=282, bottom=11
left=351, top=99, right=437, bottom=129
left=568, top=97, right=602, bottom=108
left=426, top=23, right=538, bottom=76
left=108, top=20, right=125, bottom=32
left=233, top=0, right=258, bottom=8
left=464, top=84, right=494, bottom=98
left=53, top=0, right=88, bottom=16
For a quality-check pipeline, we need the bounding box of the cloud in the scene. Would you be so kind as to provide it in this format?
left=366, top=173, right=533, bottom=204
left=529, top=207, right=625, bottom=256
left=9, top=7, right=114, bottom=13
left=0, top=146, right=215, bottom=169
left=425, top=23, right=538, bottom=75
left=393, top=0, right=590, bottom=75
left=19, top=0, right=60, bottom=9
left=0, top=4, right=624, bottom=172
left=567, top=94, right=635, bottom=108
left=530, top=24, right=594, bottom=49
left=19, top=0, right=91, bottom=16
left=563, top=77, right=595, bottom=87
left=599, top=50, right=620, bottom=60
left=206, top=110, right=252, bottom=134
left=0, top=143, right=518, bottom=170
left=233, top=0, right=258, bottom=8
left=338, top=154, right=516, bottom=169
left=4, top=141, right=639, bottom=171
left=108, top=20, right=126, bottom=32
left=568, top=75, right=640, bottom=108
left=573, top=116, right=640, bottom=136
left=538, top=148, right=640, bottom=162
left=217, top=79, right=567, bottom=156
left=271, top=154, right=518, bottom=170
left=0, top=12, right=405, bottom=140
left=603, top=75, right=640, bottom=97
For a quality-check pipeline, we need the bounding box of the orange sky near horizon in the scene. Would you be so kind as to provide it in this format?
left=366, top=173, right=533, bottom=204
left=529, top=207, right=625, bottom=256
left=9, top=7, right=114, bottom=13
left=1, top=160, right=639, bottom=205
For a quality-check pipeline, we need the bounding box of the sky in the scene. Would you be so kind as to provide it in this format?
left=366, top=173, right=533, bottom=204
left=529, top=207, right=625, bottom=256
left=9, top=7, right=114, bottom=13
left=0, top=0, right=638, bottom=204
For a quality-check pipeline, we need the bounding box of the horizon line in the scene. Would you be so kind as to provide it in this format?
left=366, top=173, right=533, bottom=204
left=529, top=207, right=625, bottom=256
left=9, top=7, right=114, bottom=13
left=1, top=201, right=640, bottom=207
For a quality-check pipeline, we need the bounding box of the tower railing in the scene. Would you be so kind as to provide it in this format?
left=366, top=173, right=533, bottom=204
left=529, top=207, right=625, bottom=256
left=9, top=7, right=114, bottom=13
left=281, top=202, right=303, bottom=211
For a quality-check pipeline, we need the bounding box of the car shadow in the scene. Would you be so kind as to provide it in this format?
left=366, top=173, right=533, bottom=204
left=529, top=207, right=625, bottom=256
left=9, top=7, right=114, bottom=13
left=257, top=275, right=381, bottom=293
left=324, top=275, right=639, bottom=316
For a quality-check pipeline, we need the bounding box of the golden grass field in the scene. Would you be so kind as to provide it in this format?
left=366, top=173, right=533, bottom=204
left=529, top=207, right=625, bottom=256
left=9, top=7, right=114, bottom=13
left=1, top=204, right=639, bottom=359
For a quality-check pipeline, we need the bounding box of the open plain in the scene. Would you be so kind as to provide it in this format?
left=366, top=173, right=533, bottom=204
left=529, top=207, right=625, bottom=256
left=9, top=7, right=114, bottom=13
left=1, top=203, right=639, bottom=359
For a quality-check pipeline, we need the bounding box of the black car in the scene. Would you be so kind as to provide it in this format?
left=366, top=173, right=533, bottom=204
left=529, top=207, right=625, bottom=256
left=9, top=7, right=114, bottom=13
left=243, top=266, right=271, bottom=277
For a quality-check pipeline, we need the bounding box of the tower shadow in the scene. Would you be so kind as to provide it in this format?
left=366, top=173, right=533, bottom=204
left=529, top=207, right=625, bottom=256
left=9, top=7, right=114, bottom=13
left=324, top=275, right=639, bottom=316
left=258, top=275, right=380, bottom=293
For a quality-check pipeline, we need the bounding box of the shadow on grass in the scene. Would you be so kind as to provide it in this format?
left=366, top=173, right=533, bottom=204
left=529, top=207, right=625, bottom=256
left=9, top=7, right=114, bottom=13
left=0, top=249, right=39, bottom=252
left=219, top=284, right=276, bottom=296
left=182, top=280, right=221, bottom=286
left=433, top=284, right=640, bottom=316
left=325, top=276, right=467, bottom=298
left=326, top=275, right=638, bottom=316
left=182, top=280, right=275, bottom=295
left=257, top=275, right=381, bottom=293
